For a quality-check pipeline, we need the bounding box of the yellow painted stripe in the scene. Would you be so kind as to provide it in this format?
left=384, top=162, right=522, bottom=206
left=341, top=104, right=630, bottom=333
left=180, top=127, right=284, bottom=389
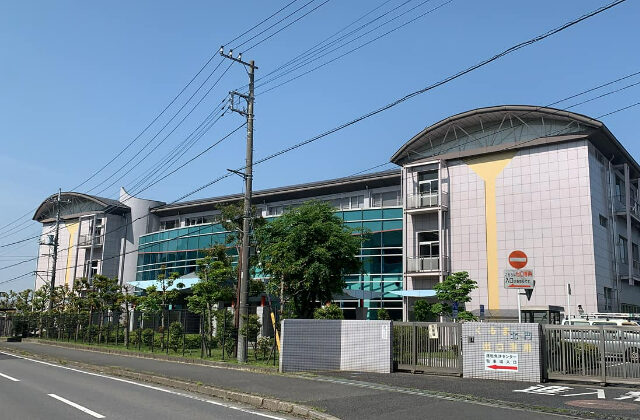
left=271, top=312, right=281, bottom=352
left=467, top=151, right=516, bottom=312
left=64, top=222, right=79, bottom=286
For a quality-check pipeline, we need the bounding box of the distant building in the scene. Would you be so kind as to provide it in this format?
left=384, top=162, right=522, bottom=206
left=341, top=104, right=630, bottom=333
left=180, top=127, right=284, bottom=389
left=33, top=105, right=640, bottom=320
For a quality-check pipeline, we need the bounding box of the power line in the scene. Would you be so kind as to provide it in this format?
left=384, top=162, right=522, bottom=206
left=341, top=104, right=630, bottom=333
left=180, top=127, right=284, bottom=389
left=0, top=0, right=309, bottom=234
left=224, top=0, right=302, bottom=47
left=256, top=0, right=441, bottom=91
left=246, top=0, right=627, bottom=164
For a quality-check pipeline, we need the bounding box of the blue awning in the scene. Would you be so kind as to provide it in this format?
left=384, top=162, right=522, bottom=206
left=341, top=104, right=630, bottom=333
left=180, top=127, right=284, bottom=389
left=129, top=273, right=202, bottom=292
left=387, top=290, right=436, bottom=297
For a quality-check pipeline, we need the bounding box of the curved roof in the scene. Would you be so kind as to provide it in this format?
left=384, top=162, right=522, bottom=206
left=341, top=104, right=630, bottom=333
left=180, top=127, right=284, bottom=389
left=33, top=192, right=129, bottom=222
left=390, top=105, right=604, bottom=165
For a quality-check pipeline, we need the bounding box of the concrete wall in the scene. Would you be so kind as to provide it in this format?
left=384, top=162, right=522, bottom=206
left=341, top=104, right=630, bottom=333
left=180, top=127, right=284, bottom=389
left=280, top=319, right=392, bottom=373
left=120, top=187, right=164, bottom=285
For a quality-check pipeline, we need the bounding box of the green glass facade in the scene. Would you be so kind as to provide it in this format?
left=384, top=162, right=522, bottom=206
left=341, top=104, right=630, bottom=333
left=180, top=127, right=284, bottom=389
left=136, top=224, right=237, bottom=281
left=136, top=206, right=403, bottom=319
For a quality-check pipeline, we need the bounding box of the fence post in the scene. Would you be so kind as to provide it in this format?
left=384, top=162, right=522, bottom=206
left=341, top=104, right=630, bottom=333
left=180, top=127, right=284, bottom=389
left=411, top=323, right=417, bottom=373
left=599, top=326, right=607, bottom=385
left=457, top=323, right=463, bottom=377
left=182, top=309, right=186, bottom=357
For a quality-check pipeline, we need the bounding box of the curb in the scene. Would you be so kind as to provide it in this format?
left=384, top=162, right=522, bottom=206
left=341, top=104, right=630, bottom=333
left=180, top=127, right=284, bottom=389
left=0, top=344, right=338, bottom=420
left=30, top=339, right=279, bottom=374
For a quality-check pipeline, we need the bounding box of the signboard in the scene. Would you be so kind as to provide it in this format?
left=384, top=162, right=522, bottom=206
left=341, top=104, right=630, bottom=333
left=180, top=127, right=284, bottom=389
left=452, top=301, right=459, bottom=319
left=485, top=352, right=519, bottom=372
left=508, top=250, right=528, bottom=269
left=504, top=269, right=534, bottom=289
left=479, top=304, right=485, bottom=320
left=428, top=324, right=438, bottom=339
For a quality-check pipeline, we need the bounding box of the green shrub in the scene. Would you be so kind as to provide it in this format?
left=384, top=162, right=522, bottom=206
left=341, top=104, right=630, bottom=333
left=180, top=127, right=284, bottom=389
left=169, top=322, right=183, bottom=353
left=256, top=336, right=274, bottom=361
left=142, top=328, right=154, bottom=347
left=377, top=308, right=391, bottom=320
left=313, top=304, right=343, bottom=320
left=414, top=300, right=436, bottom=322
left=184, top=334, right=201, bottom=350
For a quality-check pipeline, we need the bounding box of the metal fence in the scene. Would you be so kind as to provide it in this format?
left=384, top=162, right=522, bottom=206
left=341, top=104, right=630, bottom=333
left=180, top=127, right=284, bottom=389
left=0, top=315, right=12, bottom=338
left=2, top=309, right=278, bottom=364
left=543, top=325, right=640, bottom=385
left=393, top=322, right=462, bottom=375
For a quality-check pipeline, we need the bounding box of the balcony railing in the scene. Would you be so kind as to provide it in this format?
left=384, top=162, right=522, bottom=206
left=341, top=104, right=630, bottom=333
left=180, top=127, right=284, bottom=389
left=78, top=234, right=102, bottom=247
left=614, top=195, right=640, bottom=219
left=406, top=192, right=448, bottom=211
left=406, top=256, right=447, bottom=273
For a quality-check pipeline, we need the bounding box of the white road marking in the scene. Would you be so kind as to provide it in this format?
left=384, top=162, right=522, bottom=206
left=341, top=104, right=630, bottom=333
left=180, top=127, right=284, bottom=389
left=0, top=351, right=287, bottom=420
left=48, top=394, right=105, bottom=418
left=0, top=372, right=20, bottom=382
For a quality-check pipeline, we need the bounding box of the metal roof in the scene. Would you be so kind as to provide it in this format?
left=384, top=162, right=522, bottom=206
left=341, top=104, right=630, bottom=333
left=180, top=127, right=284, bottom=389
left=33, top=192, right=129, bottom=222
left=152, top=169, right=400, bottom=216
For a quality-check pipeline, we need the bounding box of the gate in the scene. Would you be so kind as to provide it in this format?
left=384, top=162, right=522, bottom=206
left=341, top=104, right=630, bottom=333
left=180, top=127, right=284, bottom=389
left=543, top=325, right=640, bottom=385
left=393, top=322, right=462, bottom=375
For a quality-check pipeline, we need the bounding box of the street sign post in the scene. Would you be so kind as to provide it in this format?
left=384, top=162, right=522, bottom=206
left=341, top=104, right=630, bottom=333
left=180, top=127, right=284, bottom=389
left=508, top=250, right=528, bottom=269
left=452, top=302, right=459, bottom=319
left=504, top=269, right=535, bottom=289
left=505, top=251, right=533, bottom=324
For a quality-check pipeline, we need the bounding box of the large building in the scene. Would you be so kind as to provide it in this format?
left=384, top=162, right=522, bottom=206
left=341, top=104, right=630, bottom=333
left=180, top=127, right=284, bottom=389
left=33, top=105, right=640, bottom=320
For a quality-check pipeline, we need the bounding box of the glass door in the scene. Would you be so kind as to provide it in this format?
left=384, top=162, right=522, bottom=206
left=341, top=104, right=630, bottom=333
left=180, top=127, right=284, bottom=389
left=417, top=231, right=439, bottom=271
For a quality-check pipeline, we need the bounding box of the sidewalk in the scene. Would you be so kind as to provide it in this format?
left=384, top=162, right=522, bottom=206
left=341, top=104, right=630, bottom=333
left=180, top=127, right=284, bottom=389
left=0, top=340, right=634, bottom=420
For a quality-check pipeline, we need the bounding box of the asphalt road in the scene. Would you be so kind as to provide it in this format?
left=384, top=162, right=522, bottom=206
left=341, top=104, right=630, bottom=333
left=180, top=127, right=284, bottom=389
left=0, top=342, right=577, bottom=419
left=0, top=351, right=292, bottom=420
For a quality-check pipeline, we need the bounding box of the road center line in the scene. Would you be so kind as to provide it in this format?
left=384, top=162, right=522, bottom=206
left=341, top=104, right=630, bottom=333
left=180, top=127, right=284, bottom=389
left=0, top=372, right=20, bottom=382
left=0, top=351, right=287, bottom=420
left=48, top=394, right=105, bottom=418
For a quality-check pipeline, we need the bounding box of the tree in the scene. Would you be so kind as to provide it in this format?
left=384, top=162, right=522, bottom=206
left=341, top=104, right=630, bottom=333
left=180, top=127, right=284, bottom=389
left=187, top=245, right=235, bottom=356
left=313, top=304, right=344, bottom=320
left=120, top=283, right=138, bottom=347
left=377, top=308, right=391, bottom=320
left=414, top=300, right=437, bottom=322
left=430, top=271, right=478, bottom=320
left=256, top=201, right=362, bottom=319
left=239, top=314, right=261, bottom=359
left=217, top=202, right=265, bottom=332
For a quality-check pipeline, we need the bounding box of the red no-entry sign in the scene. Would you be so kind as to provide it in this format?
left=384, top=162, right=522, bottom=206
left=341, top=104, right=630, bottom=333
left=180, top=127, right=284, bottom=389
left=508, top=250, right=528, bottom=269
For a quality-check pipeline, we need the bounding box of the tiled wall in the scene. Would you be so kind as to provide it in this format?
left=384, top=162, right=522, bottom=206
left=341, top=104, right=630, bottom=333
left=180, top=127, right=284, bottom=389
left=448, top=140, right=599, bottom=316
left=462, top=322, right=542, bottom=382
left=280, top=319, right=392, bottom=373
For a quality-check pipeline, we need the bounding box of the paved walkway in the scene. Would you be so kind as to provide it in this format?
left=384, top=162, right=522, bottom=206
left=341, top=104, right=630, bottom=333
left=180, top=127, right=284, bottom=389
left=1, top=341, right=637, bottom=419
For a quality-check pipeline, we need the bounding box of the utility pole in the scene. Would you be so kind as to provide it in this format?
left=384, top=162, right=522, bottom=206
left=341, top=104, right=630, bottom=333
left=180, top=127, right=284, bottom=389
left=48, top=189, right=62, bottom=311
left=221, top=46, right=257, bottom=363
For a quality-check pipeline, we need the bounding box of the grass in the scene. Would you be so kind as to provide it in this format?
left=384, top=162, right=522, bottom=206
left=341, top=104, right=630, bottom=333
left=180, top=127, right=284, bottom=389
left=39, top=337, right=279, bottom=369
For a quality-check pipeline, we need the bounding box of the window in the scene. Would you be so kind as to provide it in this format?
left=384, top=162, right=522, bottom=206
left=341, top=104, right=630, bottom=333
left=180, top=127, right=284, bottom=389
left=185, top=216, right=215, bottom=226
left=633, top=243, right=639, bottom=264
left=370, top=191, right=400, bottom=208
left=329, top=195, right=364, bottom=210
left=417, top=231, right=439, bottom=257
left=616, top=176, right=625, bottom=201
left=160, top=219, right=178, bottom=230
left=604, top=287, right=613, bottom=311
left=84, top=260, right=99, bottom=278
left=599, top=215, right=608, bottom=228
left=418, top=171, right=438, bottom=196
left=267, top=206, right=283, bottom=216
left=619, top=235, right=628, bottom=264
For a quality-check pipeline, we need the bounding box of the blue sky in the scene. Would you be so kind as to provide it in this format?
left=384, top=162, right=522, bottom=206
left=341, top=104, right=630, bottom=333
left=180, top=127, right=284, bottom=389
left=1, top=0, right=638, bottom=291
